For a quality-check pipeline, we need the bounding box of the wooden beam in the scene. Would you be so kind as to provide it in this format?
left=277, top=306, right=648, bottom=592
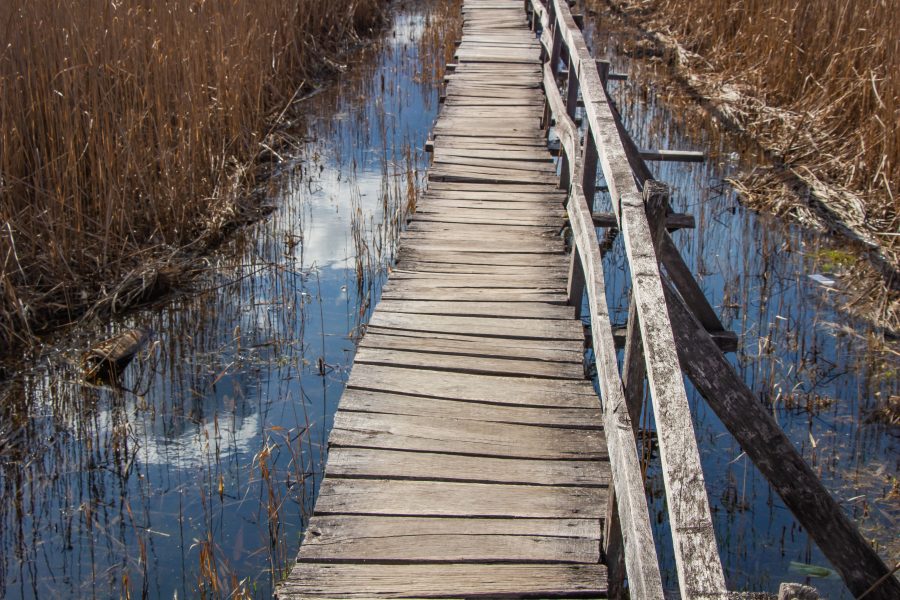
left=593, top=211, right=695, bottom=230
left=567, top=183, right=665, bottom=600
left=663, top=281, right=900, bottom=600
left=548, top=1, right=728, bottom=596
left=640, top=149, right=705, bottom=162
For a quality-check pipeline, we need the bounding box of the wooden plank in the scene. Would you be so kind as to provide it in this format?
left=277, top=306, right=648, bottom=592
left=425, top=181, right=564, bottom=193
left=411, top=213, right=564, bottom=228
left=358, top=329, right=582, bottom=363
left=329, top=412, right=606, bottom=460
left=347, top=364, right=599, bottom=409
left=374, top=299, right=574, bottom=319
left=404, top=222, right=560, bottom=238
left=366, top=312, right=581, bottom=340
left=313, top=478, right=606, bottom=518
left=326, top=447, right=608, bottom=487
left=353, top=345, right=584, bottom=379
left=327, top=442, right=607, bottom=487
left=299, top=516, right=602, bottom=563
left=336, top=390, right=599, bottom=429
left=380, top=285, right=567, bottom=303
left=399, top=249, right=568, bottom=267
left=278, top=563, right=607, bottom=598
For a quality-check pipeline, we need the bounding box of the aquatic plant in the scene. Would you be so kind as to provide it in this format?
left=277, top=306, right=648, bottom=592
left=0, top=0, right=385, bottom=351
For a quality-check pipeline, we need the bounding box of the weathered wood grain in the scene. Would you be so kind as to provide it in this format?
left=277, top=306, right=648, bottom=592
left=299, top=516, right=601, bottom=563
left=329, top=411, right=606, bottom=459
left=353, top=345, right=584, bottom=379
left=278, top=563, right=608, bottom=598
left=336, top=389, right=600, bottom=429
left=359, top=329, right=582, bottom=363
left=281, top=2, right=612, bottom=598
left=326, top=446, right=609, bottom=486
left=567, top=184, right=665, bottom=599
left=348, top=364, right=598, bottom=408
left=313, top=478, right=606, bottom=518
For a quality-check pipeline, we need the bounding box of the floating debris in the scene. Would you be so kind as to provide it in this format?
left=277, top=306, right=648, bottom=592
left=808, top=273, right=836, bottom=286
left=81, top=327, right=150, bottom=382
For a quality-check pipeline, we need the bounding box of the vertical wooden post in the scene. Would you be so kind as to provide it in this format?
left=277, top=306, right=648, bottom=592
left=549, top=16, right=563, bottom=77
left=596, top=59, right=610, bottom=90
left=580, top=131, right=599, bottom=206
left=567, top=247, right=585, bottom=317
left=565, top=54, right=579, bottom=121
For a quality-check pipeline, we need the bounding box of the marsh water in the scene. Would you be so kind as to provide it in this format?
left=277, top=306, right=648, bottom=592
left=0, top=1, right=896, bottom=598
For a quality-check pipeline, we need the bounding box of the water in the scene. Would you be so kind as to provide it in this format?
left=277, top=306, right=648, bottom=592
left=0, top=3, right=459, bottom=598
left=579, top=3, right=899, bottom=597
left=0, top=1, right=896, bottom=598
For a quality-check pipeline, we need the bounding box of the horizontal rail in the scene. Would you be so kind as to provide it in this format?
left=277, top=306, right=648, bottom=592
left=538, top=0, right=728, bottom=596
left=530, top=0, right=900, bottom=598
left=567, top=183, right=665, bottom=600
left=592, top=211, right=694, bottom=230
left=640, top=149, right=705, bottom=162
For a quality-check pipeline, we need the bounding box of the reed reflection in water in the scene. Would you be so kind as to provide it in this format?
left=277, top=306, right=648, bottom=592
left=0, top=3, right=461, bottom=598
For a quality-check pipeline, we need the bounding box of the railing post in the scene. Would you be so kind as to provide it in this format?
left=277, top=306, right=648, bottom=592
left=565, top=54, right=579, bottom=121
left=580, top=130, right=599, bottom=204
left=566, top=243, right=585, bottom=316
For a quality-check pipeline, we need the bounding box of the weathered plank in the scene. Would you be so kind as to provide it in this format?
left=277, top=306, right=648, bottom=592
left=313, top=478, right=606, bottom=518
left=326, top=446, right=609, bottom=486
left=366, top=312, right=582, bottom=340
left=567, top=184, right=665, bottom=599
left=279, top=563, right=607, bottom=598
left=353, top=346, right=584, bottom=379
left=374, top=298, right=573, bottom=319
left=299, top=516, right=602, bottom=563
left=359, top=329, right=582, bottom=363
left=348, top=364, right=599, bottom=408
left=329, top=411, right=606, bottom=459
left=336, top=389, right=599, bottom=429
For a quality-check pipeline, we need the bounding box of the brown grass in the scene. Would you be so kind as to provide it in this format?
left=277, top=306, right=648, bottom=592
left=602, top=0, right=899, bottom=265
left=0, top=0, right=384, bottom=350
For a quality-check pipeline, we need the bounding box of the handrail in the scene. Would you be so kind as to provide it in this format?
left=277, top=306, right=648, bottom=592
left=527, top=1, right=900, bottom=599
left=532, top=0, right=727, bottom=597
left=568, top=182, right=665, bottom=599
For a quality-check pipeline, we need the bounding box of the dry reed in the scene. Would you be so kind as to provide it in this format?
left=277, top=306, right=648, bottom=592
left=0, top=0, right=385, bottom=351
left=601, top=0, right=899, bottom=266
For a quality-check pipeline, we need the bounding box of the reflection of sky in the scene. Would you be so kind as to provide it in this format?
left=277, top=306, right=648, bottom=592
left=287, top=171, right=385, bottom=270
left=0, top=10, right=442, bottom=600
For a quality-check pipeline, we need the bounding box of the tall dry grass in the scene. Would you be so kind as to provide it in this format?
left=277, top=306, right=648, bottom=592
left=0, top=0, right=384, bottom=350
left=611, top=0, right=898, bottom=259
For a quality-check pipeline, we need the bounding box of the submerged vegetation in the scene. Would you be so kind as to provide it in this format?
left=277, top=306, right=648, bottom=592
left=601, top=0, right=899, bottom=270
left=0, top=0, right=385, bottom=351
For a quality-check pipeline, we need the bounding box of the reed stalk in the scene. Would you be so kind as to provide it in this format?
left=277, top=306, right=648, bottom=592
left=0, top=0, right=385, bottom=350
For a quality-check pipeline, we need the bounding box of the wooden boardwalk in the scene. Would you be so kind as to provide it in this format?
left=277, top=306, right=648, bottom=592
left=277, top=0, right=611, bottom=597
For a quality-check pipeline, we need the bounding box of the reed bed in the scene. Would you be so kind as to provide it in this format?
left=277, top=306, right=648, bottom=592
left=0, top=0, right=384, bottom=351
left=602, top=0, right=899, bottom=267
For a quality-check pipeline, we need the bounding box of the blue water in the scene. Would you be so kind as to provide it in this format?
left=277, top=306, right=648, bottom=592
left=0, top=1, right=896, bottom=598
left=0, top=7, right=452, bottom=598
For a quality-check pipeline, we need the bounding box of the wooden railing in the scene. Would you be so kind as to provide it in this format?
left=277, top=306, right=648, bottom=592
left=525, top=1, right=900, bottom=599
